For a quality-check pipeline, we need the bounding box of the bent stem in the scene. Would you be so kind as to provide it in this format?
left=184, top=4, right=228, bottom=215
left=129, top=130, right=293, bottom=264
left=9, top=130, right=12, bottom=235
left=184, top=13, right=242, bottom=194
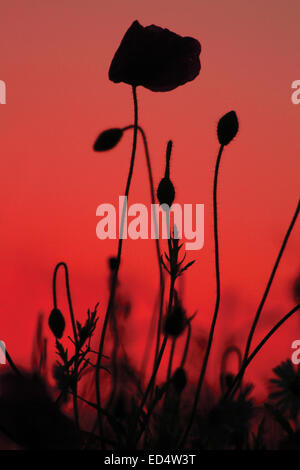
left=180, top=143, right=224, bottom=447
left=224, top=304, right=300, bottom=401
left=239, top=200, right=300, bottom=388
left=53, top=261, right=79, bottom=429
left=95, top=86, right=139, bottom=439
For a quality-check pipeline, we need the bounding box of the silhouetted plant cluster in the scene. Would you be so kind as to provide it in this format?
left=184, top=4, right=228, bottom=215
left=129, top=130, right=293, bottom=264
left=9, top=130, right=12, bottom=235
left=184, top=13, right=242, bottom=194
left=0, top=20, right=299, bottom=450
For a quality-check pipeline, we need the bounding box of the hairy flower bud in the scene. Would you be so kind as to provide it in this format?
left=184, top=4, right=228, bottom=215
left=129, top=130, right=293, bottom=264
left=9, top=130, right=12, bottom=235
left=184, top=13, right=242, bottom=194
left=48, top=308, right=65, bottom=339
left=93, top=128, right=123, bottom=151
left=164, top=301, right=186, bottom=337
left=217, top=111, right=239, bottom=146
left=157, top=177, right=175, bottom=209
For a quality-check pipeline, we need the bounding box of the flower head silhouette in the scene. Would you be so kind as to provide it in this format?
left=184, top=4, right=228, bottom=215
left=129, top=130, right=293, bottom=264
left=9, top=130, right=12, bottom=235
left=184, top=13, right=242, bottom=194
left=109, top=20, right=201, bottom=92
left=269, top=359, right=300, bottom=420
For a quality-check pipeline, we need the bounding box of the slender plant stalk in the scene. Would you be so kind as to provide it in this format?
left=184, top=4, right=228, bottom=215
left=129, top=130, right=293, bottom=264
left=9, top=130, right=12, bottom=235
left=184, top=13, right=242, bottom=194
left=53, top=261, right=79, bottom=429
left=105, top=125, right=164, bottom=408
left=180, top=321, right=191, bottom=368
left=239, top=200, right=300, bottom=385
left=167, top=338, right=176, bottom=383
left=180, top=144, right=224, bottom=446
left=224, top=304, right=300, bottom=400
left=139, top=127, right=165, bottom=373
left=135, top=212, right=178, bottom=445
left=136, top=275, right=175, bottom=424
left=161, top=337, right=176, bottom=412
left=123, top=125, right=165, bottom=369
left=95, top=86, right=138, bottom=439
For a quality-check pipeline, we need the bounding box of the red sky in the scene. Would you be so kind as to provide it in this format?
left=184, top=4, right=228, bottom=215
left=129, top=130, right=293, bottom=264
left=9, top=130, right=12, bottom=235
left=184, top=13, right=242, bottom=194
left=0, top=0, right=299, bottom=397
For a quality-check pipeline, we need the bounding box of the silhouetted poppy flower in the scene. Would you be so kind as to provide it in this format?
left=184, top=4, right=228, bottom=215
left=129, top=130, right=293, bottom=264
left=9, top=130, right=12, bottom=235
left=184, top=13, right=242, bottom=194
left=48, top=308, right=65, bottom=339
left=217, top=111, right=239, bottom=146
left=94, top=128, right=124, bottom=151
left=109, top=20, right=201, bottom=92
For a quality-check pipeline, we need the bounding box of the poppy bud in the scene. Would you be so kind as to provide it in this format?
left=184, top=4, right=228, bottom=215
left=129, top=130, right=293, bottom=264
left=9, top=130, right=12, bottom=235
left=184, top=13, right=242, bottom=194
left=157, top=177, right=175, bottom=209
left=164, top=302, right=186, bottom=337
left=172, top=367, right=187, bottom=393
left=217, top=111, right=239, bottom=146
left=48, top=308, right=65, bottom=339
left=93, top=128, right=123, bottom=151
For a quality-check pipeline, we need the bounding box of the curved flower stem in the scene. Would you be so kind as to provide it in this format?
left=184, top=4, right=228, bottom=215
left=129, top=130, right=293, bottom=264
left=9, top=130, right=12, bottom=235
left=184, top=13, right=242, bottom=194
left=180, top=143, right=224, bottom=447
left=223, top=304, right=300, bottom=401
left=95, top=86, right=138, bottom=440
left=53, top=262, right=78, bottom=342
left=239, top=200, right=300, bottom=387
left=53, top=261, right=79, bottom=429
left=123, top=125, right=165, bottom=369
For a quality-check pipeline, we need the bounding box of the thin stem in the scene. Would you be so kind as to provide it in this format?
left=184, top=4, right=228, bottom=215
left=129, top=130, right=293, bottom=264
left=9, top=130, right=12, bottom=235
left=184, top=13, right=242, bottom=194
left=162, top=336, right=176, bottom=412
left=165, top=140, right=172, bottom=178
left=135, top=214, right=177, bottom=446
left=137, top=334, right=168, bottom=425
left=240, top=200, right=300, bottom=384
left=224, top=304, right=300, bottom=401
left=53, top=262, right=78, bottom=343
left=95, top=86, right=139, bottom=441
left=123, top=125, right=165, bottom=369
left=53, top=261, right=79, bottom=429
left=180, top=144, right=224, bottom=447
left=180, top=321, right=191, bottom=368
left=136, top=275, right=175, bottom=423
left=167, top=338, right=176, bottom=383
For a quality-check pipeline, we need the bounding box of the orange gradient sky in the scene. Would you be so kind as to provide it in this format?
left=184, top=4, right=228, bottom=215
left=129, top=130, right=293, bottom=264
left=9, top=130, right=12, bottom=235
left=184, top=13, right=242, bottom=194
left=0, top=0, right=299, bottom=396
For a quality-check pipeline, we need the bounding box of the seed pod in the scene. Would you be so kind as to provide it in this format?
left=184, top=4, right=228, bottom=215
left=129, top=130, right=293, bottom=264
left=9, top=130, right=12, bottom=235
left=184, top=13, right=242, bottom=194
left=93, top=128, right=123, bottom=151
left=48, top=308, right=65, bottom=339
left=172, top=367, right=187, bottom=393
left=217, top=111, right=239, bottom=146
left=157, top=177, right=175, bottom=208
left=164, top=301, right=186, bottom=337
